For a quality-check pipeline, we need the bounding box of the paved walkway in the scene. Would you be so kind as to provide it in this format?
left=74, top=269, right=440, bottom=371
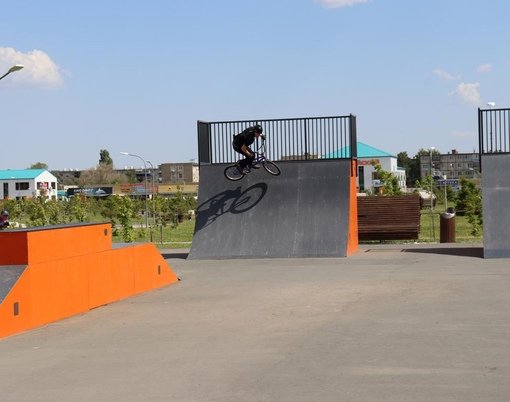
left=1, top=243, right=510, bottom=401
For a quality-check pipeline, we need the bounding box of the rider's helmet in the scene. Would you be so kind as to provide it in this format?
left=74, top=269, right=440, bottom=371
left=254, top=124, right=263, bottom=134
left=1, top=210, right=8, bottom=217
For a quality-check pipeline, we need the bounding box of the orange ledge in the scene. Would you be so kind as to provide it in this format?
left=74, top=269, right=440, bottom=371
left=0, top=223, right=178, bottom=339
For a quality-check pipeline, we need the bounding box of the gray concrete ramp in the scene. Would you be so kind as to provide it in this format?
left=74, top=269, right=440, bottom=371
left=482, top=154, right=510, bottom=258
left=0, top=265, right=26, bottom=304
left=189, top=160, right=354, bottom=259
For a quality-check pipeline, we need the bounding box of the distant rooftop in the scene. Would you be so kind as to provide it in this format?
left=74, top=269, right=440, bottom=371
left=322, top=141, right=395, bottom=159
left=0, top=169, right=46, bottom=180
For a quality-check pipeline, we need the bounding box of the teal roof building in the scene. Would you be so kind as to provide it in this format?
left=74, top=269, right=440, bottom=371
left=0, top=169, right=46, bottom=180
left=322, top=142, right=395, bottom=159
left=0, top=169, right=58, bottom=200
left=323, top=141, right=406, bottom=193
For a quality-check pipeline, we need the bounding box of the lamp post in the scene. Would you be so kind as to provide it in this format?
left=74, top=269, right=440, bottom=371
left=469, top=167, right=481, bottom=178
left=120, top=152, right=149, bottom=238
left=487, top=102, right=495, bottom=152
left=429, top=147, right=436, bottom=241
left=443, top=175, right=448, bottom=211
left=429, top=147, right=435, bottom=210
left=146, top=160, right=157, bottom=227
left=0, top=64, right=24, bottom=81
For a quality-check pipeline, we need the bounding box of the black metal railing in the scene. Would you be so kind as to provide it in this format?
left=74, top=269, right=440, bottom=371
left=478, top=107, right=510, bottom=155
left=197, top=115, right=357, bottom=164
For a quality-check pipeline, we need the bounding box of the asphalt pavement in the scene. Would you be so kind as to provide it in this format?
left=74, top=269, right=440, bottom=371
left=1, top=243, right=510, bottom=402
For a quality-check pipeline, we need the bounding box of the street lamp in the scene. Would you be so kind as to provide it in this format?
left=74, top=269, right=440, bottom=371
left=487, top=102, right=495, bottom=152
left=120, top=152, right=149, bottom=237
left=429, top=147, right=435, bottom=210
left=443, top=174, right=448, bottom=211
left=146, top=160, right=157, bottom=226
left=0, top=64, right=24, bottom=81
left=469, top=167, right=481, bottom=177
left=429, top=147, right=436, bottom=241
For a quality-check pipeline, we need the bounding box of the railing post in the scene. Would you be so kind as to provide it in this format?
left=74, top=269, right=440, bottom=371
left=478, top=108, right=483, bottom=173
left=303, top=119, right=308, bottom=160
left=349, top=114, right=357, bottom=159
left=197, top=121, right=211, bottom=165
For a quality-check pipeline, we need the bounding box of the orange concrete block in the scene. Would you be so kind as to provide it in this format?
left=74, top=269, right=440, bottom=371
left=0, top=223, right=179, bottom=339
left=0, top=232, right=29, bottom=265
left=29, top=257, right=90, bottom=328
left=27, top=223, right=112, bottom=264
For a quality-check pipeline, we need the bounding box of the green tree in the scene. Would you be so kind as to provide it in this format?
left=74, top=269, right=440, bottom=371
left=397, top=151, right=412, bottom=180
left=25, top=199, right=49, bottom=226
left=67, top=195, right=90, bottom=222
left=115, top=195, right=136, bottom=242
left=45, top=199, right=67, bottom=225
left=99, top=149, right=113, bottom=167
left=455, top=178, right=482, bottom=236
left=371, top=162, right=402, bottom=195
left=30, top=162, right=49, bottom=170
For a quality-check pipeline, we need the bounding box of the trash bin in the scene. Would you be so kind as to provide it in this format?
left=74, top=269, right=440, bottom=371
left=440, top=207, right=456, bottom=243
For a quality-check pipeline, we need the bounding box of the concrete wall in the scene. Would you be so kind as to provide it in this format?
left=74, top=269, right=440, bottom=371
left=482, top=154, right=510, bottom=258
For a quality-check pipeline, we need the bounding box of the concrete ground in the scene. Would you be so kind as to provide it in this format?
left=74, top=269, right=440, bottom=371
left=1, top=243, right=510, bottom=401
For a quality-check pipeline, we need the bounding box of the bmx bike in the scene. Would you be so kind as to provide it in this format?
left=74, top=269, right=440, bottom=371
left=224, top=140, right=281, bottom=181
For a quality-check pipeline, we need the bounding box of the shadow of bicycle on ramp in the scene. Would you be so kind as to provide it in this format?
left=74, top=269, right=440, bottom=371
left=193, top=182, right=268, bottom=232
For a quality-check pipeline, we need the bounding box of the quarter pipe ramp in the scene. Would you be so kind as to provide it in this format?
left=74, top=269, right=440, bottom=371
left=188, top=159, right=358, bottom=259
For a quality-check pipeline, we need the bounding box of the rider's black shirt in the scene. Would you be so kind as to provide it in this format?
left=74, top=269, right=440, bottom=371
left=233, top=126, right=258, bottom=148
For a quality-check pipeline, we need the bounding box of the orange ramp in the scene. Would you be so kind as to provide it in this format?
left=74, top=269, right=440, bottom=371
left=0, top=223, right=178, bottom=339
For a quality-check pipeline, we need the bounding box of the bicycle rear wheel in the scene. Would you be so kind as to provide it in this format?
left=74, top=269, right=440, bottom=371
left=224, top=164, right=245, bottom=181
left=263, top=160, right=281, bottom=176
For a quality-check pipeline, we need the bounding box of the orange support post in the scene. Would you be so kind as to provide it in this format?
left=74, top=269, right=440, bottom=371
left=346, top=159, right=359, bottom=256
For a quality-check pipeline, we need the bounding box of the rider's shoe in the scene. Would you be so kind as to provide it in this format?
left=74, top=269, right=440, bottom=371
left=251, top=163, right=261, bottom=169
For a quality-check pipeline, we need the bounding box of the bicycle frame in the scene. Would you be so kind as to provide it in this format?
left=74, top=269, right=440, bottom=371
left=252, top=141, right=268, bottom=165
left=225, top=139, right=281, bottom=181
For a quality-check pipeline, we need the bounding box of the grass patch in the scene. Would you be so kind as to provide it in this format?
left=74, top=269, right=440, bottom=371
left=112, top=218, right=196, bottom=248
left=419, top=205, right=482, bottom=243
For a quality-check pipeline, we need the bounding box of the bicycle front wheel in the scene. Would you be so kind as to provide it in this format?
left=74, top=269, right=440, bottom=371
left=263, top=160, right=281, bottom=176
left=224, top=164, right=245, bottom=181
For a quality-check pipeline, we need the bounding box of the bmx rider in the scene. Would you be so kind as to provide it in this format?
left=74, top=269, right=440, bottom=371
left=232, top=124, right=265, bottom=174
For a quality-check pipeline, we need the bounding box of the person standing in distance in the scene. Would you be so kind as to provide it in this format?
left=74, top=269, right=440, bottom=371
left=232, top=124, right=265, bottom=173
left=0, top=210, right=9, bottom=229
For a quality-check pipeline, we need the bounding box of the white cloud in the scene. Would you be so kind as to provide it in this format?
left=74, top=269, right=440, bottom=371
left=476, top=63, right=492, bottom=73
left=314, top=0, right=369, bottom=8
left=0, top=47, right=63, bottom=88
left=451, top=82, right=481, bottom=105
left=432, top=68, right=459, bottom=81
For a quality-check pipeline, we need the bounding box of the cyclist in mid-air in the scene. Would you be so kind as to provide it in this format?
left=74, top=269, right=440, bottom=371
left=232, top=124, right=265, bottom=174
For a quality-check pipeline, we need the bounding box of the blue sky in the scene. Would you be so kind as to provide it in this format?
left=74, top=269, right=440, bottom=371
left=1, top=0, right=509, bottom=170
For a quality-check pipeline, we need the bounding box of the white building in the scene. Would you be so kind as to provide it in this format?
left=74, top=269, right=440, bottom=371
left=0, top=169, right=58, bottom=200
left=323, top=141, right=406, bottom=193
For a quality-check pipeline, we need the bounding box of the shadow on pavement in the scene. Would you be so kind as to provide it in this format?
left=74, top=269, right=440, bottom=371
left=161, top=251, right=189, bottom=260
left=402, top=247, right=484, bottom=258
